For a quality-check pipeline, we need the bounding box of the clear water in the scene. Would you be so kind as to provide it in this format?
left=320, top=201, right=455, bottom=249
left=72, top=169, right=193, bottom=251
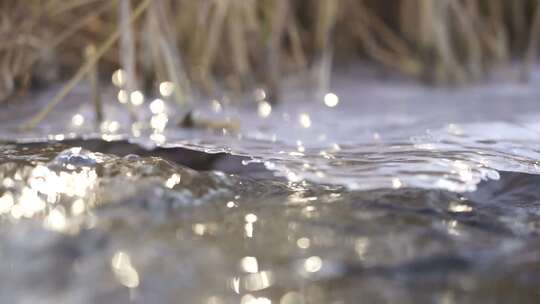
left=1, top=70, right=540, bottom=303
left=3, top=71, right=540, bottom=193
left=1, top=143, right=540, bottom=303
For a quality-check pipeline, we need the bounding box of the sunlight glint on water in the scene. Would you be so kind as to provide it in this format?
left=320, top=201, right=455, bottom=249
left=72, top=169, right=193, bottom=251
left=1, top=142, right=540, bottom=303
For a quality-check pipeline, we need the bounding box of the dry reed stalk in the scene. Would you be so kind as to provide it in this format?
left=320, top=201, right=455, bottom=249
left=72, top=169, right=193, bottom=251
left=522, top=0, right=540, bottom=80
left=150, top=0, right=191, bottom=107
left=448, top=0, right=483, bottom=81
left=1, top=0, right=540, bottom=109
left=22, top=0, right=151, bottom=130
left=85, top=44, right=103, bottom=124
left=263, top=0, right=288, bottom=103
left=228, top=0, right=250, bottom=84
left=198, top=0, right=229, bottom=95
left=352, top=0, right=421, bottom=77
left=119, top=0, right=137, bottom=119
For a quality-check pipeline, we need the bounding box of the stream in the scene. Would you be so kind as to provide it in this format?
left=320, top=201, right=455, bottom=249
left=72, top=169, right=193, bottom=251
left=1, top=68, right=540, bottom=303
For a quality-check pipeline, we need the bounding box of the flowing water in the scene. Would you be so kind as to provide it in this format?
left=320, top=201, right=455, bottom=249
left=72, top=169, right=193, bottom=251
left=1, top=69, right=540, bottom=303
left=1, top=143, right=540, bottom=303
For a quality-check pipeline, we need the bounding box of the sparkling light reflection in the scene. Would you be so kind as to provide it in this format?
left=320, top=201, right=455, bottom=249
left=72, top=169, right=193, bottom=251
left=258, top=101, right=272, bottom=118
left=150, top=99, right=166, bottom=114
left=304, top=256, right=322, bottom=273
left=324, top=93, right=339, bottom=107
left=130, top=90, right=145, bottom=106
left=298, top=113, right=312, bottom=128
left=355, top=237, right=369, bottom=259
left=241, top=294, right=272, bottom=304
left=151, top=113, right=169, bottom=131
left=211, top=100, right=223, bottom=113
left=165, top=173, right=181, bottom=189
left=245, top=213, right=258, bottom=223
left=101, top=121, right=120, bottom=133
left=243, top=270, right=274, bottom=291
left=111, top=251, right=140, bottom=288
left=392, top=178, right=403, bottom=189
left=117, top=90, right=129, bottom=104
left=240, top=256, right=259, bottom=273
left=254, top=88, right=266, bottom=101
left=112, top=69, right=126, bottom=87
left=280, top=291, right=305, bottom=304
left=71, top=114, right=85, bottom=127
left=448, top=202, right=473, bottom=213
left=159, top=81, right=175, bottom=97
left=0, top=152, right=100, bottom=233
left=296, top=237, right=311, bottom=249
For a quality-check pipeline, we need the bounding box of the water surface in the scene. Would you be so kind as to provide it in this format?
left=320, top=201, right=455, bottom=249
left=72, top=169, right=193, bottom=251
left=1, top=70, right=540, bottom=302
left=1, top=143, right=540, bottom=303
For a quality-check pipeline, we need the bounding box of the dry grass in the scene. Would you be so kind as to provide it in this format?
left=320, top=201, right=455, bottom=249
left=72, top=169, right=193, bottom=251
left=2, top=0, right=540, bottom=110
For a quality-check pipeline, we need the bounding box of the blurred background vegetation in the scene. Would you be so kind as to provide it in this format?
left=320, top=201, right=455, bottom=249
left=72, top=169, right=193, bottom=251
left=1, top=0, right=540, bottom=105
